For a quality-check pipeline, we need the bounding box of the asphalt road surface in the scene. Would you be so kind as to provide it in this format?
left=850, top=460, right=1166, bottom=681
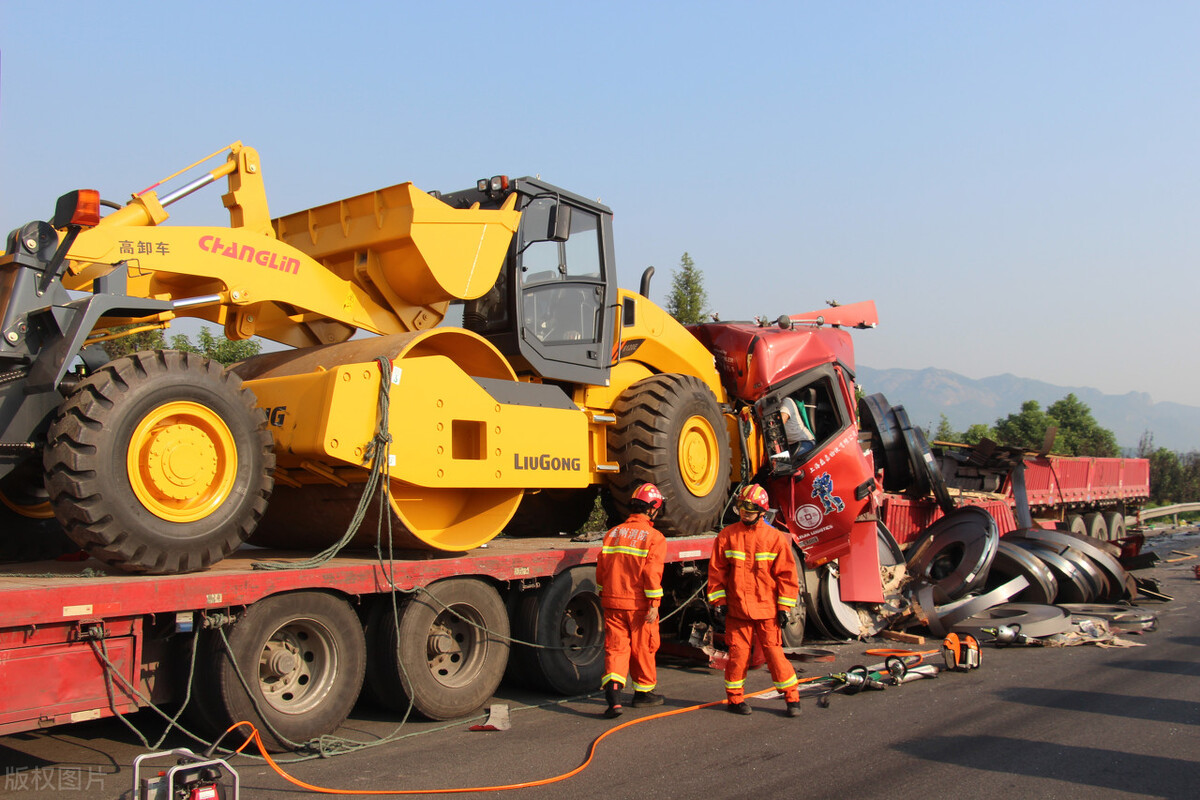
left=3, top=530, right=1197, bottom=800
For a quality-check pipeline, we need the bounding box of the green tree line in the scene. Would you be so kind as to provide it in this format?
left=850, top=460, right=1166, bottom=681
left=101, top=325, right=261, bottom=366
left=931, top=394, right=1118, bottom=457
left=932, top=394, right=1198, bottom=506
left=1137, top=432, right=1200, bottom=507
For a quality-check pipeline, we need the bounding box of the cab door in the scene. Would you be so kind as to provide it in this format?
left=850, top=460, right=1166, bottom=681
left=759, top=365, right=875, bottom=567
left=513, top=189, right=615, bottom=386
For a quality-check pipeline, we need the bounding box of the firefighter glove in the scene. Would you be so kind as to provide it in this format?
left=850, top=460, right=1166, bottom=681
left=776, top=609, right=790, bottom=628
left=711, top=605, right=727, bottom=624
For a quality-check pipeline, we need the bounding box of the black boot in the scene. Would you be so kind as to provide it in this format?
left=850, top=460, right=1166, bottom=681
left=727, top=700, right=752, bottom=715
left=632, top=691, right=664, bottom=708
left=785, top=701, right=802, bottom=718
left=604, top=682, right=623, bottom=718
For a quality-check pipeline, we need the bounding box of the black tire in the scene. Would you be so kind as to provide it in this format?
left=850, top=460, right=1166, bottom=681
left=503, top=592, right=543, bottom=689
left=1104, top=511, right=1126, bottom=541
left=608, top=374, right=731, bottom=536
left=0, top=468, right=79, bottom=562
left=367, top=578, right=509, bottom=721
left=209, top=592, right=367, bottom=753
left=817, top=563, right=863, bottom=639
left=510, top=567, right=605, bottom=695
left=896, top=410, right=955, bottom=513
left=1083, top=512, right=1108, bottom=541
left=44, top=350, right=274, bottom=574
left=1066, top=514, right=1087, bottom=537
left=781, top=548, right=806, bottom=647
left=857, top=394, right=911, bottom=492
left=505, top=487, right=600, bottom=537
left=178, top=629, right=230, bottom=742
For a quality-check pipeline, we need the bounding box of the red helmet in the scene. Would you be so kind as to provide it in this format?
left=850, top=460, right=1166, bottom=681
left=736, top=484, right=770, bottom=513
left=631, top=483, right=665, bottom=512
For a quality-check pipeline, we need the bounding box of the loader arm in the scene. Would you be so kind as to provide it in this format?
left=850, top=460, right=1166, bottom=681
left=59, top=144, right=521, bottom=348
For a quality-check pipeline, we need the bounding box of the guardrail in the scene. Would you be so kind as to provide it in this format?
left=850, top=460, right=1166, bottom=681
left=1138, top=502, right=1200, bottom=526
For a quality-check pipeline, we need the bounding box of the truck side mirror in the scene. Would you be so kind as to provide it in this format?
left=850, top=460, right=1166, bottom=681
left=547, top=203, right=571, bottom=243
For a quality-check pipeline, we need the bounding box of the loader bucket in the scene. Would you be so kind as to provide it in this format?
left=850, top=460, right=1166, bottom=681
left=272, top=183, right=520, bottom=313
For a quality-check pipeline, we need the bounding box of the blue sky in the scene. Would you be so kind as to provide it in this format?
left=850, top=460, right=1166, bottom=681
left=2, top=2, right=1197, bottom=407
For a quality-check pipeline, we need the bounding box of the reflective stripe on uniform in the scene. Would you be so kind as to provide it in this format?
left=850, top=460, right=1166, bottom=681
left=601, top=545, right=650, bottom=557
left=778, top=596, right=798, bottom=608
left=774, top=675, right=799, bottom=691
left=754, top=551, right=777, bottom=562
left=632, top=682, right=656, bottom=692
left=644, top=588, right=663, bottom=598
left=601, top=673, right=626, bottom=687
left=724, top=678, right=745, bottom=690
left=724, top=550, right=747, bottom=560
left=706, top=589, right=726, bottom=602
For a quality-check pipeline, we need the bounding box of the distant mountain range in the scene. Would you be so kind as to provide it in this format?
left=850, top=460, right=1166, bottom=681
left=856, top=366, right=1200, bottom=454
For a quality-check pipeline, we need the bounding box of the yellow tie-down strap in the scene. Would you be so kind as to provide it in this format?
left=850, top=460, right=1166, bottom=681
left=248, top=355, right=593, bottom=488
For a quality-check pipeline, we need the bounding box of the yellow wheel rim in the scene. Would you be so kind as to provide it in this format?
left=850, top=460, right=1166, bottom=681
left=678, top=414, right=721, bottom=497
left=0, top=491, right=55, bottom=519
left=127, top=401, right=238, bottom=523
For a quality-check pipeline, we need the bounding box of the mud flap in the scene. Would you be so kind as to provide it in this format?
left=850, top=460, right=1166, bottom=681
left=836, top=519, right=884, bottom=603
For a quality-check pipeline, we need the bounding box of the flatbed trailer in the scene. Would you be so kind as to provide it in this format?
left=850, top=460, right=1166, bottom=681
left=881, top=450, right=1150, bottom=546
left=0, top=535, right=718, bottom=748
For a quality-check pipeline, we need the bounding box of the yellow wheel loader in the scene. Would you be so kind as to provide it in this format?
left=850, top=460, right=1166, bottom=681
left=0, top=144, right=731, bottom=573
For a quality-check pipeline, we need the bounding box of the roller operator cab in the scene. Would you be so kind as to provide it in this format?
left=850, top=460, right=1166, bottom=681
left=429, top=175, right=733, bottom=539
left=440, top=176, right=617, bottom=387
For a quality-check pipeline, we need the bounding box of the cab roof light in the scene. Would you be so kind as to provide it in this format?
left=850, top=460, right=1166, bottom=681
left=476, top=175, right=510, bottom=200
left=52, top=189, right=102, bottom=229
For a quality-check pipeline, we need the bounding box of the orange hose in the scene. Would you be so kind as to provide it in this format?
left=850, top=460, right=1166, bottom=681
left=230, top=680, right=819, bottom=795
left=230, top=647, right=943, bottom=795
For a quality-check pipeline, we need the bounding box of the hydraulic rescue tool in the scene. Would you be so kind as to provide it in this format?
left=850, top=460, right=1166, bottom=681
left=940, top=633, right=983, bottom=671
left=133, top=748, right=239, bottom=800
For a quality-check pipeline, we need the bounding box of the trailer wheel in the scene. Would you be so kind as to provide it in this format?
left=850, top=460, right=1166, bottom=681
left=1082, top=512, right=1108, bottom=541
left=368, top=578, right=509, bottom=721
left=44, top=351, right=274, bottom=574
left=609, top=374, right=731, bottom=536
left=510, top=567, right=605, bottom=695
left=1066, top=514, right=1088, bottom=537
left=505, top=487, right=600, bottom=537
left=1103, top=511, right=1126, bottom=541
left=210, top=592, right=366, bottom=753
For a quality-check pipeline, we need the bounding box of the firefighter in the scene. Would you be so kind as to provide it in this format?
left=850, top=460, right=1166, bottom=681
left=597, top=482, right=667, bottom=718
left=707, top=484, right=803, bottom=717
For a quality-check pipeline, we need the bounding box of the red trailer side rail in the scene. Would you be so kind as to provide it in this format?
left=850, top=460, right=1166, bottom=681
left=0, top=535, right=716, bottom=737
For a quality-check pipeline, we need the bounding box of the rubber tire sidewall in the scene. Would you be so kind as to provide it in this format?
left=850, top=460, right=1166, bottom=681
left=46, top=351, right=273, bottom=573
left=610, top=374, right=731, bottom=536
left=1103, top=511, right=1126, bottom=541
left=384, top=579, right=510, bottom=721
left=780, top=547, right=807, bottom=647
left=213, top=592, right=366, bottom=753
left=1083, top=512, right=1108, bottom=541
left=525, top=567, right=605, bottom=695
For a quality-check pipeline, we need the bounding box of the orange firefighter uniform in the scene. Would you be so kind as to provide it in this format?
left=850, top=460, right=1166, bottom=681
left=706, top=517, right=801, bottom=704
left=597, top=513, right=666, bottom=693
